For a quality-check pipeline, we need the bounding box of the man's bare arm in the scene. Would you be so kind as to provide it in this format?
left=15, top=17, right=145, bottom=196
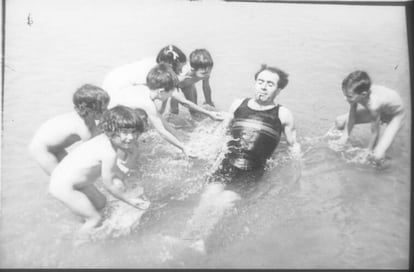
left=280, top=107, right=301, bottom=157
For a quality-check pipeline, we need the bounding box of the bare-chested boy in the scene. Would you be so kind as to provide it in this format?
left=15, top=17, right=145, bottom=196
left=49, top=106, right=149, bottom=231
left=335, top=70, right=405, bottom=165
left=29, top=84, right=110, bottom=175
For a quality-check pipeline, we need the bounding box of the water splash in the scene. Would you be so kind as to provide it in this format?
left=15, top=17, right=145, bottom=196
left=186, top=118, right=233, bottom=161
left=73, top=184, right=150, bottom=245
left=158, top=182, right=241, bottom=260
left=321, top=126, right=375, bottom=166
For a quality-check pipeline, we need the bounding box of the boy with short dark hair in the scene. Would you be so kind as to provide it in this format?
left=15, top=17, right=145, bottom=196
left=335, top=70, right=405, bottom=165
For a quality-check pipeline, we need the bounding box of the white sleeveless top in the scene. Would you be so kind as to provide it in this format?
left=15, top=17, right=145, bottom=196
left=102, top=57, right=156, bottom=96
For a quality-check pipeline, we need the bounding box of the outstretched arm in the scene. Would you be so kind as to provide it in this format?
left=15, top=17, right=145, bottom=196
left=339, top=103, right=357, bottom=143
left=101, top=154, right=146, bottom=210
left=171, top=89, right=223, bottom=121
left=371, top=111, right=405, bottom=160
left=159, top=109, right=180, bottom=137
left=148, top=111, right=195, bottom=157
left=368, top=115, right=381, bottom=151
left=280, top=106, right=301, bottom=158
left=202, top=78, right=215, bottom=107
left=159, top=100, right=168, bottom=115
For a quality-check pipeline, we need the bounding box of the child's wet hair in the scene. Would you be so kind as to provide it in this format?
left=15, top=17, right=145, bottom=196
left=156, top=45, right=187, bottom=74
left=342, top=70, right=371, bottom=94
left=73, top=84, right=110, bottom=117
left=146, top=63, right=179, bottom=92
left=133, top=108, right=148, bottom=128
left=100, top=105, right=145, bottom=137
left=189, top=49, right=214, bottom=70
left=254, top=64, right=289, bottom=89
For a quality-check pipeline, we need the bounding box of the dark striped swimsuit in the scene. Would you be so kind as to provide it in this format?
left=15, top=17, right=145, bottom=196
left=226, top=98, right=283, bottom=171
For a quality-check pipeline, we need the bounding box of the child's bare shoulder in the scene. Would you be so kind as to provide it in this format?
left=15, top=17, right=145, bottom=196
left=87, top=134, right=116, bottom=157
left=179, top=71, right=200, bottom=88
left=371, top=84, right=400, bottom=96
left=370, top=85, right=404, bottom=113
left=371, top=85, right=403, bottom=102
left=58, top=134, right=116, bottom=170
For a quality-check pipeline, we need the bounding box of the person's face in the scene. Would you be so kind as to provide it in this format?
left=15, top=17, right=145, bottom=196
left=111, top=128, right=140, bottom=150
left=193, top=66, right=212, bottom=79
left=254, top=70, right=280, bottom=105
left=155, top=88, right=174, bottom=102
left=342, top=87, right=366, bottom=104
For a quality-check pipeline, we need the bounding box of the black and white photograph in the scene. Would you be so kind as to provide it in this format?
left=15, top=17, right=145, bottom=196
left=0, top=0, right=411, bottom=269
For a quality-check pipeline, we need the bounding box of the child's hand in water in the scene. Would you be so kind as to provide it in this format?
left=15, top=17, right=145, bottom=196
left=113, top=178, right=127, bottom=192
left=130, top=197, right=150, bottom=210
left=208, top=111, right=225, bottom=121
left=367, top=152, right=391, bottom=169
left=183, top=146, right=198, bottom=159
left=329, top=135, right=348, bottom=151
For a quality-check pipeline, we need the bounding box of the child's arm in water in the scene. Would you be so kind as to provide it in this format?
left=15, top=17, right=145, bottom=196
left=147, top=111, right=196, bottom=158
left=171, top=88, right=223, bottom=121
left=279, top=106, right=301, bottom=158
left=367, top=85, right=405, bottom=162
left=159, top=100, right=168, bottom=114
left=101, top=152, right=147, bottom=209
left=202, top=78, right=215, bottom=107
left=339, top=103, right=357, bottom=144
left=368, top=114, right=381, bottom=151
left=160, top=113, right=181, bottom=138
left=370, top=110, right=405, bottom=162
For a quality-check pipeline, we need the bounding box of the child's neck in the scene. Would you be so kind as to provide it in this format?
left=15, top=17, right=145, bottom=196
left=83, top=115, right=97, bottom=130
left=149, top=91, right=159, bottom=101
left=358, top=91, right=371, bottom=107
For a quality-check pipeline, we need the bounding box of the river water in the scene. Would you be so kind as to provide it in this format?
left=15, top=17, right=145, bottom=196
left=1, top=0, right=411, bottom=269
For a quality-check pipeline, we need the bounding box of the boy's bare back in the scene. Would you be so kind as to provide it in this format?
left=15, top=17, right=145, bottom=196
left=51, top=134, right=116, bottom=187
left=366, top=85, right=404, bottom=121
left=31, top=112, right=95, bottom=151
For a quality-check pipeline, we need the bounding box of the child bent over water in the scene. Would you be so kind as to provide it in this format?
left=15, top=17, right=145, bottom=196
left=170, top=48, right=216, bottom=116
left=334, top=70, right=405, bottom=166
left=29, top=84, right=110, bottom=175
left=49, top=106, right=149, bottom=231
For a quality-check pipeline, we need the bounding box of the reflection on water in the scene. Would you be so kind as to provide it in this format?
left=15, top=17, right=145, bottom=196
left=1, top=0, right=410, bottom=269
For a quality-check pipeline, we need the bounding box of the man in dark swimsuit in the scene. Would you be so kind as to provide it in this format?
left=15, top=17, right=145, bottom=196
left=209, top=64, right=301, bottom=188
left=176, top=65, right=302, bottom=251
